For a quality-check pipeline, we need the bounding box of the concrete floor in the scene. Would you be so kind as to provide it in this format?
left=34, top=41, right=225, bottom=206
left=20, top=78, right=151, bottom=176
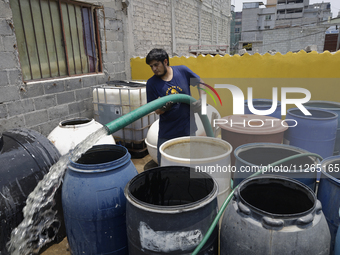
left=41, top=154, right=157, bottom=255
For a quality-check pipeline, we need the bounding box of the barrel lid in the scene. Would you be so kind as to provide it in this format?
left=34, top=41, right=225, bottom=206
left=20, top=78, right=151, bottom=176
left=218, top=114, right=288, bottom=135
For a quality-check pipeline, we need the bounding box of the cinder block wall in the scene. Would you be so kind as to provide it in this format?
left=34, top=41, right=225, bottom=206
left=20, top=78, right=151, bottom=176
left=130, top=0, right=231, bottom=57
left=0, top=0, right=127, bottom=136
left=0, top=0, right=231, bottom=136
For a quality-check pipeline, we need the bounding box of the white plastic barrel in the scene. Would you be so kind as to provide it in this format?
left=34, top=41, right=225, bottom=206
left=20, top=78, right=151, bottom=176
left=145, top=104, right=221, bottom=164
left=48, top=118, right=115, bottom=156
left=159, top=136, right=232, bottom=209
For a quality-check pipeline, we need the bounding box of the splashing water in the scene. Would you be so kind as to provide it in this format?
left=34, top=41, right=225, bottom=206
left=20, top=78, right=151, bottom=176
left=7, top=127, right=109, bottom=255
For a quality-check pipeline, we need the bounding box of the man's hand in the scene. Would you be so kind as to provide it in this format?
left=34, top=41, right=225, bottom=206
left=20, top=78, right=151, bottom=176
left=156, top=101, right=173, bottom=115
left=162, top=101, right=173, bottom=111
left=191, top=99, right=201, bottom=113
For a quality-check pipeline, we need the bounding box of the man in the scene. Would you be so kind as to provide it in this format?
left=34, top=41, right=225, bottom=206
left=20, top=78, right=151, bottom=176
left=145, top=48, right=205, bottom=165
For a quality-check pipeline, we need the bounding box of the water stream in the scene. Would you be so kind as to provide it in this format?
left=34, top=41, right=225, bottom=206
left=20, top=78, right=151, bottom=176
left=7, top=126, right=108, bottom=255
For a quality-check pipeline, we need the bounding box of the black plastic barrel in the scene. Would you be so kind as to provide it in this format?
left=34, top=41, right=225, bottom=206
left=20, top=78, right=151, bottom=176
left=0, top=129, right=65, bottom=255
left=317, top=155, right=340, bottom=254
left=234, top=143, right=319, bottom=190
left=221, top=176, right=331, bottom=255
left=125, top=166, right=218, bottom=254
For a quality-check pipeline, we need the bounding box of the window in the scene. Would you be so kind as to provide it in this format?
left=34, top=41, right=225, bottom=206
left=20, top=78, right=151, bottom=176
left=264, top=26, right=270, bottom=29
left=265, top=15, right=271, bottom=20
left=10, top=0, right=102, bottom=81
left=235, top=28, right=240, bottom=33
left=243, top=43, right=252, bottom=51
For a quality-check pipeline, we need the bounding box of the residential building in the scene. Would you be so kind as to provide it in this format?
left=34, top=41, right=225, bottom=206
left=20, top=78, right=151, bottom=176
left=230, top=5, right=243, bottom=54
left=238, top=0, right=333, bottom=54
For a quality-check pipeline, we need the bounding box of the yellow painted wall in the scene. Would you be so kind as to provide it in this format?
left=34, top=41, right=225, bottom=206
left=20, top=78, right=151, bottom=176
left=131, top=51, right=340, bottom=117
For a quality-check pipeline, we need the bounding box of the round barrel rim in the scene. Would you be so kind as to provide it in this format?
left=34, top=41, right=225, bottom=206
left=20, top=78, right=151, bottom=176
left=145, top=138, right=157, bottom=149
left=218, top=114, right=288, bottom=135
left=234, top=142, right=320, bottom=168
left=238, top=175, right=317, bottom=218
left=244, top=98, right=282, bottom=107
left=287, top=107, right=338, bottom=120
left=59, top=117, right=94, bottom=128
left=303, top=100, right=340, bottom=111
left=320, top=155, right=340, bottom=184
left=124, top=166, right=218, bottom=214
left=68, top=144, right=130, bottom=173
left=159, top=136, right=233, bottom=164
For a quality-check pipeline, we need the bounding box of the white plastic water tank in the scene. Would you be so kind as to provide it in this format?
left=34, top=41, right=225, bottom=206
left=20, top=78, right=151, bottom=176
left=145, top=104, right=221, bottom=164
left=48, top=118, right=115, bottom=156
left=159, top=136, right=233, bottom=209
left=93, top=81, right=158, bottom=145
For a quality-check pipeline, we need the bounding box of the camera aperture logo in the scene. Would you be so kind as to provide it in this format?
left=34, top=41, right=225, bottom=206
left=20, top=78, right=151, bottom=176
left=200, top=84, right=312, bottom=128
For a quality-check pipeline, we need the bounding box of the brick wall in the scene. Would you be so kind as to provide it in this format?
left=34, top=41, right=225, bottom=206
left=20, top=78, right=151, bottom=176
left=263, top=26, right=327, bottom=54
left=0, top=0, right=231, bottom=136
left=0, top=0, right=127, bottom=136
left=131, top=0, right=231, bottom=57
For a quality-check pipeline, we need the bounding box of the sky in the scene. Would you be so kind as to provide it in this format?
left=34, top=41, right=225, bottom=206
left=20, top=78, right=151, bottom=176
left=232, top=0, right=340, bottom=18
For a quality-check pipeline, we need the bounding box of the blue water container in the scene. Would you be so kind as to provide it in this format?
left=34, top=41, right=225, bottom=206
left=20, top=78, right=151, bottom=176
left=244, top=99, right=281, bottom=119
left=284, top=107, right=338, bottom=159
left=62, top=144, right=138, bottom=255
left=303, top=101, right=340, bottom=155
left=317, top=156, right=340, bottom=254
left=233, top=143, right=319, bottom=190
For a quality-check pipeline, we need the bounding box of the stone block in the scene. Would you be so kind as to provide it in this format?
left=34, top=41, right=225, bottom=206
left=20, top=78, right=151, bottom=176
left=68, top=101, right=85, bottom=115
left=0, top=115, right=25, bottom=131
left=7, top=98, right=34, bottom=116
left=24, top=110, right=48, bottom=127
left=8, top=69, right=22, bottom=85
left=0, top=85, right=19, bottom=103
left=75, top=88, right=92, bottom=101
left=48, top=104, right=69, bottom=121
left=0, top=52, right=18, bottom=69
left=20, top=83, right=44, bottom=99
left=44, top=80, right=65, bottom=94
left=0, top=70, right=8, bottom=86
left=2, top=35, right=16, bottom=52
left=39, top=119, right=61, bottom=136
left=0, top=103, right=8, bottom=118
left=65, top=77, right=83, bottom=91
left=34, top=95, right=57, bottom=110
left=83, top=75, right=97, bottom=88
left=0, top=1, right=12, bottom=19
left=56, top=91, right=75, bottom=105
left=0, top=19, right=13, bottom=36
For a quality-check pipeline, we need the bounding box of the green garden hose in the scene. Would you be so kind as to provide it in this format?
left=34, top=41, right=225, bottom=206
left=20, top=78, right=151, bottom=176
left=104, top=94, right=214, bottom=137
left=191, top=152, right=324, bottom=255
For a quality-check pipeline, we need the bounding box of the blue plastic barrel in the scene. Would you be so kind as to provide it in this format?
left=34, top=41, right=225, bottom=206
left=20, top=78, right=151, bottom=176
left=233, top=143, right=319, bottom=190
left=244, top=99, right=281, bottom=119
left=62, top=144, right=138, bottom=255
left=317, top=156, right=340, bottom=255
left=284, top=107, right=338, bottom=159
left=303, top=101, right=340, bottom=155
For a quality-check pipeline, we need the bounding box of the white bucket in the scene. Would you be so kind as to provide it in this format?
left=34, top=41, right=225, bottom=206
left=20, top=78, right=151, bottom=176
left=160, top=136, right=232, bottom=209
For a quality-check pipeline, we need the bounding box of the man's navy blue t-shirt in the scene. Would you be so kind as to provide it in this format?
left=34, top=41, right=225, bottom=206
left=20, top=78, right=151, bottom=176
left=146, top=65, right=199, bottom=139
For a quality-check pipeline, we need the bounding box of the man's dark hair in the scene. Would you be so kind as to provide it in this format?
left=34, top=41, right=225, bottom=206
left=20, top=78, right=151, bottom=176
left=146, top=49, right=170, bottom=66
